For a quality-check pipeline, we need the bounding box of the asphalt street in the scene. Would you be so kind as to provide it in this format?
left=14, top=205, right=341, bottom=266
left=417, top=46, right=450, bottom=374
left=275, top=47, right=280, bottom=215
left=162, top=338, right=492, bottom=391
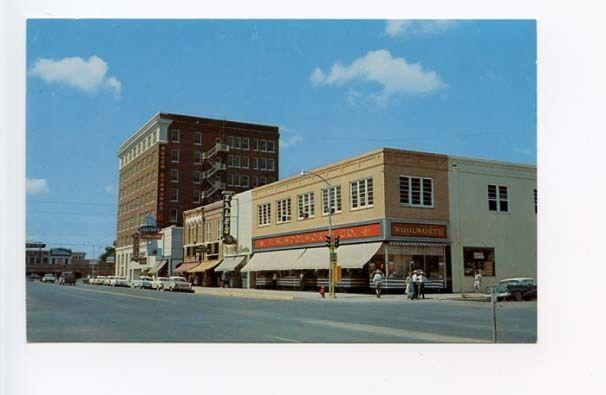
left=26, top=281, right=537, bottom=343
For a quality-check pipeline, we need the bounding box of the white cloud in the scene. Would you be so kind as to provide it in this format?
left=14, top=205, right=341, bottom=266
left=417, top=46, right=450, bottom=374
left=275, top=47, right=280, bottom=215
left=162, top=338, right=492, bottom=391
left=385, top=20, right=458, bottom=37
left=26, top=178, right=49, bottom=195
left=279, top=126, right=304, bottom=148
left=347, top=89, right=361, bottom=106
left=310, top=49, right=445, bottom=103
left=29, top=55, right=122, bottom=97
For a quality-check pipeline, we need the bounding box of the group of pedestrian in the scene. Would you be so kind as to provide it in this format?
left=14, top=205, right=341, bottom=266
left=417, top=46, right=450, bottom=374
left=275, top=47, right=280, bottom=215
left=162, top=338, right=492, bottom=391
left=405, top=270, right=427, bottom=301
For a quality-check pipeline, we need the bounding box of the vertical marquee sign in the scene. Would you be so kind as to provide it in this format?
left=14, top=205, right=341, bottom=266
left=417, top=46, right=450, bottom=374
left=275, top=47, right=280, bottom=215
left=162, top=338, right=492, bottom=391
left=222, top=191, right=236, bottom=245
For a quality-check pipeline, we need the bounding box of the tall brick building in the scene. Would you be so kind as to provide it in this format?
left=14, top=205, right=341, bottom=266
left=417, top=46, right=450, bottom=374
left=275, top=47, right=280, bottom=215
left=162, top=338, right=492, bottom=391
left=114, top=113, right=279, bottom=278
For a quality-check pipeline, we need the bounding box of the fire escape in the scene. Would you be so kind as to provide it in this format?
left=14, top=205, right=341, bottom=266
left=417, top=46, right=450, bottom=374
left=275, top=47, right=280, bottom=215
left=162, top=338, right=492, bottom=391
left=200, top=141, right=229, bottom=202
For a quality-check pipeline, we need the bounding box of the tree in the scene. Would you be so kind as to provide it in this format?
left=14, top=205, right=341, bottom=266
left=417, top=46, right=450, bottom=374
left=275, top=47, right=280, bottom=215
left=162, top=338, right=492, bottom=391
left=98, top=245, right=115, bottom=263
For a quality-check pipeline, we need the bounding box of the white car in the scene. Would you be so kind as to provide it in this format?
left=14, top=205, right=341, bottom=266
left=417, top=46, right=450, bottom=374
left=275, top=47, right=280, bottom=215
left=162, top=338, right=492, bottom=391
left=113, top=277, right=130, bottom=287
left=150, top=277, right=169, bottom=290
left=103, top=276, right=114, bottom=286
left=41, top=274, right=56, bottom=283
left=131, top=276, right=153, bottom=289
left=163, top=276, right=193, bottom=292
left=94, top=276, right=107, bottom=285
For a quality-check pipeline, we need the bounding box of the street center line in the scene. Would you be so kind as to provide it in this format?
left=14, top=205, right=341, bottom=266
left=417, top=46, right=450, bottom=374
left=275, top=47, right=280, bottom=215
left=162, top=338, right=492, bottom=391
left=302, top=318, right=489, bottom=343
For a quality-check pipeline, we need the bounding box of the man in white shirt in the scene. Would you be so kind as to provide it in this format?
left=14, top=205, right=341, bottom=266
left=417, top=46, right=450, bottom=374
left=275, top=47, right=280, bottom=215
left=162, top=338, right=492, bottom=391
left=411, top=271, right=418, bottom=299
left=474, top=270, right=483, bottom=293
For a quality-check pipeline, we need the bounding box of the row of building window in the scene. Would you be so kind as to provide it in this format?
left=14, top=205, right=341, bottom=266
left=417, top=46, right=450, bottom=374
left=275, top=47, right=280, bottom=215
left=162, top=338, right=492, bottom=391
left=227, top=155, right=275, bottom=171
left=256, top=178, right=536, bottom=226
left=227, top=136, right=276, bottom=153
left=257, top=178, right=372, bottom=226
left=169, top=130, right=277, bottom=153
left=186, top=219, right=223, bottom=245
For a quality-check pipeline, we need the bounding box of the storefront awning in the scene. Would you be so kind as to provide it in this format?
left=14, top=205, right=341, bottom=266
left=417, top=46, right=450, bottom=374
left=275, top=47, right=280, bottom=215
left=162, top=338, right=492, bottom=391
left=334, top=242, right=383, bottom=269
left=215, top=255, right=246, bottom=272
left=388, top=241, right=447, bottom=256
left=147, top=259, right=167, bottom=274
left=296, top=247, right=330, bottom=270
left=189, top=259, right=221, bottom=273
left=242, top=248, right=305, bottom=272
left=174, top=262, right=199, bottom=273
left=243, top=242, right=382, bottom=272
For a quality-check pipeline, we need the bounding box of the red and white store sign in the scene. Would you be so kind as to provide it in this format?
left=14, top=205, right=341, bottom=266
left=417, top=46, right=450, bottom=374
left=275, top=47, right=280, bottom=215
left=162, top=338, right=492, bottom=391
left=253, top=223, right=382, bottom=250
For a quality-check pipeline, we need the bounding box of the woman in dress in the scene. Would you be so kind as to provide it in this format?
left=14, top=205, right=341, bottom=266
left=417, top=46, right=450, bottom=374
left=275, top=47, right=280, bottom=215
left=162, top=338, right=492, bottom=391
left=405, top=273, right=414, bottom=301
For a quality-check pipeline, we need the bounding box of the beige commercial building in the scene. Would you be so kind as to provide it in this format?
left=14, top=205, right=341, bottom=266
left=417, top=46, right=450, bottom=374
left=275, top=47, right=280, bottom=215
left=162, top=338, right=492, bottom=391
left=244, top=147, right=536, bottom=293
left=246, top=148, right=452, bottom=291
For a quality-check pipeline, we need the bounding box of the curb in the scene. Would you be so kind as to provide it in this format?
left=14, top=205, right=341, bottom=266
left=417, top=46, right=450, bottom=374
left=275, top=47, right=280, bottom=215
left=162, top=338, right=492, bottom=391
left=192, top=290, right=295, bottom=301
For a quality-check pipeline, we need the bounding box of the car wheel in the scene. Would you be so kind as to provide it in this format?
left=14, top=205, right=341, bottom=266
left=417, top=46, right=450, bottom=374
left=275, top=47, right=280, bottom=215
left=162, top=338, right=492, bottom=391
left=512, top=291, right=522, bottom=302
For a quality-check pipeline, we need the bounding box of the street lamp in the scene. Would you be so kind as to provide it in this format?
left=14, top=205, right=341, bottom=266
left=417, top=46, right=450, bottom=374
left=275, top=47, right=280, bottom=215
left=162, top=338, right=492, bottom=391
left=300, top=169, right=336, bottom=298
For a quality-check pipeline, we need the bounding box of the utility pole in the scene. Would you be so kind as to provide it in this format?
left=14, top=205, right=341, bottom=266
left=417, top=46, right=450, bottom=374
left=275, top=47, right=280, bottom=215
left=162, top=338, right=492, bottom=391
left=491, top=286, right=498, bottom=343
left=302, top=169, right=337, bottom=298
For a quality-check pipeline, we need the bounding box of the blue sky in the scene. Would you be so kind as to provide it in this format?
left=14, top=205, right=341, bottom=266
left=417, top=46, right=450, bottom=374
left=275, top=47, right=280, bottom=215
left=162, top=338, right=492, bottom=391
left=26, top=19, right=536, bottom=257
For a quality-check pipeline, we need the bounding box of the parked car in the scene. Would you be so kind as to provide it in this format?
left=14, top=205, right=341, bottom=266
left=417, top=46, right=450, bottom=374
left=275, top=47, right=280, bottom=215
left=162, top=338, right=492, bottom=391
left=485, top=277, right=537, bottom=301
left=131, top=276, right=153, bottom=289
left=58, top=271, right=76, bottom=286
left=28, top=273, right=41, bottom=281
left=163, top=276, right=193, bottom=292
left=113, top=277, right=130, bottom=287
left=103, top=276, right=114, bottom=286
left=150, top=277, right=169, bottom=290
left=41, top=274, right=56, bottom=283
left=93, top=275, right=107, bottom=285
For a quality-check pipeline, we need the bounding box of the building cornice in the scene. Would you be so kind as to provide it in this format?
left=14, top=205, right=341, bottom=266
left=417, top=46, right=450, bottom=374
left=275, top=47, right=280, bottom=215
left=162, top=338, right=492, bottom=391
left=117, top=113, right=173, bottom=156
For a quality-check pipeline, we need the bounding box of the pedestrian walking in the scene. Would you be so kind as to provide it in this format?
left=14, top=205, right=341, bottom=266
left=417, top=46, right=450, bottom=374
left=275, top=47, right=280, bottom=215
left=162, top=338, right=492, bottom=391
left=272, top=272, right=278, bottom=289
left=299, top=272, right=305, bottom=291
left=405, top=274, right=414, bottom=301
left=474, top=270, right=483, bottom=293
left=411, top=270, right=418, bottom=299
left=221, top=271, right=229, bottom=288
left=372, top=269, right=384, bottom=298
left=417, top=271, right=426, bottom=299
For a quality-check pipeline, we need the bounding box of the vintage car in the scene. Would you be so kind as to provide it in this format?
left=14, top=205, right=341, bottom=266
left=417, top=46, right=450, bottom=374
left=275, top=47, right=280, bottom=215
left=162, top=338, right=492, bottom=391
left=163, top=276, right=193, bottom=292
left=131, top=276, right=154, bottom=289
left=485, top=277, right=537, bottom=301
left=113, top=277, right=130, bottom=287
left=41, top=274, right=56, bottom=283
left=58, top=271, right=76, bottom=286
left=150, top=277, right=169, bottom=290
left=93, top=275, right=107, bottom=285
left=28, top=273, right=41, bottom=281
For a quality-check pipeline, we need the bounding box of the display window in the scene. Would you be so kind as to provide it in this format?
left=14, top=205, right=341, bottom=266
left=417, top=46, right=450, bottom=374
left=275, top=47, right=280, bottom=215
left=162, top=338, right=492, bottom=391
left=463, top=247, right=495, bottom=276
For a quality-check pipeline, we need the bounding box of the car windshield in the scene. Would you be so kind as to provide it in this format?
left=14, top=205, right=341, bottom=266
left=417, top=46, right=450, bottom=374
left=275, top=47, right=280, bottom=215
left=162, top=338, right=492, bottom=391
left=499, top=280, right=520, bottom=286
left=170, top=277, right=187, bottom=282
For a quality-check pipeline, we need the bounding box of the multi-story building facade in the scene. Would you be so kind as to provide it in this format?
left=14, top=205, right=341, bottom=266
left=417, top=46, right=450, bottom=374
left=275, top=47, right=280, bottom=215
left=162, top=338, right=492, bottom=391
left=448, top=156, right=537, bottom=292
left=242, top=148, right=536, bottom=293
left=245, top=148, right=452, bottom=290
left=180, top=190, right=254, bottom=288
left=114, top=113, right=279, bottom=279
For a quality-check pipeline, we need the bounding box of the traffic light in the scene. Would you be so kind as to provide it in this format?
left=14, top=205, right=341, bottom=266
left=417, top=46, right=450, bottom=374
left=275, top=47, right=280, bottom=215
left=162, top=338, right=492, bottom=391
left=325, top=234, right=332, bottom=248
left=334, top=235, right=340, bottom=249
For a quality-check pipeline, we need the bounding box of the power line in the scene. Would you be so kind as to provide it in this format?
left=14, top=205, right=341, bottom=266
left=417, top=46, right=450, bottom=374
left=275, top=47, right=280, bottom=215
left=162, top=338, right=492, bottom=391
left=27, top=199, right=116, bottom=207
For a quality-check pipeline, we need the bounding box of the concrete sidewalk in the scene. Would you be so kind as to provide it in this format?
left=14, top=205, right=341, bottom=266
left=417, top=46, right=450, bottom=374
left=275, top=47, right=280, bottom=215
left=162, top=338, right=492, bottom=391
left=192, top=286, right=489, bottom=302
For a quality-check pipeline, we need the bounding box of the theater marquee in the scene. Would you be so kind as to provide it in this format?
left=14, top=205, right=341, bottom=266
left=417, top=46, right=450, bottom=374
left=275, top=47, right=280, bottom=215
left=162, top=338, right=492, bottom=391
left=390, top=222, right=447, bottom=239
left=254, top=222, right=382, bottom=250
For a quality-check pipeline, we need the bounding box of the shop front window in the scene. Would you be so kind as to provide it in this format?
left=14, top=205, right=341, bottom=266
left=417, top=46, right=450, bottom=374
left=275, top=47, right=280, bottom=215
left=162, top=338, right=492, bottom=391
left=463, top=247, right=495, bottom=276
